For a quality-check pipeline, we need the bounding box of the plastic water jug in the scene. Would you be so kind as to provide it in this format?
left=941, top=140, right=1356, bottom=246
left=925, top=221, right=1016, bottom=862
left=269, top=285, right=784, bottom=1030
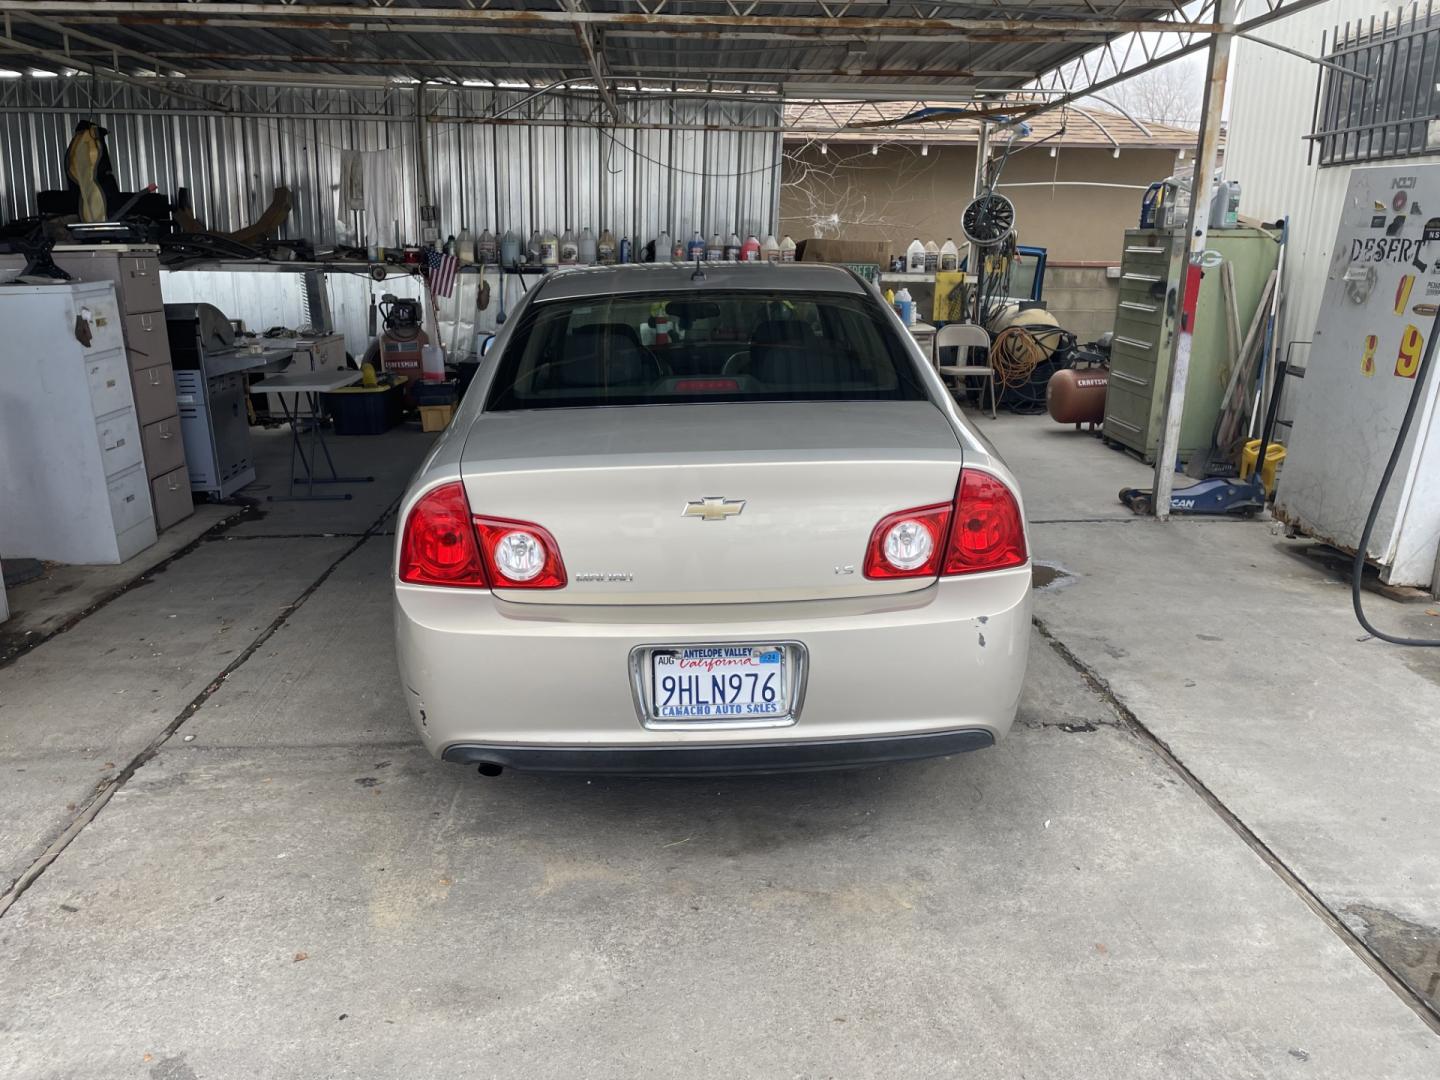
left=906, top=237, right=925, bottom=272
left=578, top=227, right=598, bottom=265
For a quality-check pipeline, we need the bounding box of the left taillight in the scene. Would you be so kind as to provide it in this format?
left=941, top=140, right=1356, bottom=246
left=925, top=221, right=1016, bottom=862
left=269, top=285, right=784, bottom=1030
left=398, top=482, right=488, bottom=587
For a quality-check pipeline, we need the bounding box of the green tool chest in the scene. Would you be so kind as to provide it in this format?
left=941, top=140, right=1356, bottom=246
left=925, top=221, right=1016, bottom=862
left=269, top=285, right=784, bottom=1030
left=1102, top=227, right=1279, bottom=463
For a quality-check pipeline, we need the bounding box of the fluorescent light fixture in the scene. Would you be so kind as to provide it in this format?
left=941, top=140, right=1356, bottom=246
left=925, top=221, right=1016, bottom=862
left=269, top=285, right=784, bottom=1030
left=872, top=144, right=878, bottom=155
left=1049, top=146, right=1056, bottom=157
left=921, top=143, right=928, bottom=156
left=820, top=143, right=828, bottom=155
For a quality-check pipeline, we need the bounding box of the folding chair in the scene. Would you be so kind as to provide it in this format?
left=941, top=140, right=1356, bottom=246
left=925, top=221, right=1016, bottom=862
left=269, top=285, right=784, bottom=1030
left=935, top=323, right=996, bottom=418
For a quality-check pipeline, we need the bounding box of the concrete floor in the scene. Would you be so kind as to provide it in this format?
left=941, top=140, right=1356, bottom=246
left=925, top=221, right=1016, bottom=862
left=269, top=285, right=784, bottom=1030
left=2, top=415, right=1438, bottom=1077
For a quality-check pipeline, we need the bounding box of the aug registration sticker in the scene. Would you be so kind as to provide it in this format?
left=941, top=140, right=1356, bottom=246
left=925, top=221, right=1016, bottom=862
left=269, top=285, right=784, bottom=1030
left=651, top=645, right=787, bottom=721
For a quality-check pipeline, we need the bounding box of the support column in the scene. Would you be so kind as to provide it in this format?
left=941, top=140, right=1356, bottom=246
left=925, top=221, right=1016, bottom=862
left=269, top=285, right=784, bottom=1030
left=1151, top=0, right=1236, bottom=519
left=970, top=119, right=991, bottom=323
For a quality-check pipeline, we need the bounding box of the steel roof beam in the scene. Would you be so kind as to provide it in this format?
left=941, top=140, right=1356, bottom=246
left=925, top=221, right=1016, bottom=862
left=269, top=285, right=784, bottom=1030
left=564, top=0, right=622, bottom=121
left=0, top=31, right=224, bottom=109
left=0, top=2, right=1229, bottom=37
left=6, top=11, right=187, bottom=76
left=41, top=49, right=1038, bottom=80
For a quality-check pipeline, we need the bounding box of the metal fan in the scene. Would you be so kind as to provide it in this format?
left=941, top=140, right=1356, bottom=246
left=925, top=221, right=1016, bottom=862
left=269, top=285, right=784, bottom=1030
left=961, top=192, right=1016, bottom=247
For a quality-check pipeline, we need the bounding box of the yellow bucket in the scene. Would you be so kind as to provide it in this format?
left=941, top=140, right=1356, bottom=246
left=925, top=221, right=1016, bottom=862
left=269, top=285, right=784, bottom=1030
left=1240, top=438, right=1286, bottom=495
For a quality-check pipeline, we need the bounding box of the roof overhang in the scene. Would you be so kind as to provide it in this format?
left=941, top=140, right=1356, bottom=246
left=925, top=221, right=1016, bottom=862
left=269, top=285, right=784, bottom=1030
left=0, top=0, right=1325, bottom=118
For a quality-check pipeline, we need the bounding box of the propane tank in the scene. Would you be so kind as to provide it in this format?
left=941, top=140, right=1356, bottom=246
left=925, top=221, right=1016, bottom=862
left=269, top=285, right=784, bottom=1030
left=1046, top=366, right=1110, bottom=428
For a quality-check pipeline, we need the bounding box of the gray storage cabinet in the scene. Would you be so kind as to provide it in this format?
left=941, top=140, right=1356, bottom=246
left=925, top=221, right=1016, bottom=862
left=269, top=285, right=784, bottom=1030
left=45, top=245, right=194, bottom=530
left=0, top=281, right=157, bottom=564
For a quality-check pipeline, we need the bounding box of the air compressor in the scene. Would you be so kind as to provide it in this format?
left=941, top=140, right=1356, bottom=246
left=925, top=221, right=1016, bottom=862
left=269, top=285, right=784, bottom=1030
left=1046, top=332, right=1112, bottom=429
left=377, top=294, right=427, bottom=387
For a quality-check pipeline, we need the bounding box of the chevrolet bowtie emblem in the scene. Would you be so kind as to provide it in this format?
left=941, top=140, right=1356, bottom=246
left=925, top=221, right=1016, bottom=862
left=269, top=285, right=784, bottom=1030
left=682, top=497, right=746, bottom=521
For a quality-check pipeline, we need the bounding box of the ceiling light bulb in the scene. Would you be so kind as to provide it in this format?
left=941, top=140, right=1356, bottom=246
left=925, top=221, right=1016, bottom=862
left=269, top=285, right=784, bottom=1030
left=1049, top=146, right=1056, bottom=157
left=820, top=143, right=828, bottom=155
left=1112, top=147, right=1121, bottom=158
left=921, top=144, right=928, bottom=156
left=872, top=144, right=878, bottom=155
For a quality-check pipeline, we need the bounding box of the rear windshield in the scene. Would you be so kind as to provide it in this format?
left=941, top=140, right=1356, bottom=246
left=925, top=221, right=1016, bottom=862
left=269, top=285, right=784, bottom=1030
left=484, top=290, right=927, bottom=410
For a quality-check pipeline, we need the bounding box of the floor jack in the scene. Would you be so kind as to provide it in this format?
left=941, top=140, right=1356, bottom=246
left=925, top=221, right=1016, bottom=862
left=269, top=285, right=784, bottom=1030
left=1119, top=307, right=1289, bottom=518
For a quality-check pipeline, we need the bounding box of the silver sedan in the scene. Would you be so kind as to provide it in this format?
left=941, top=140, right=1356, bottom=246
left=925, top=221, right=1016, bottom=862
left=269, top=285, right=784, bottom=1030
left=394, top=262, right=1030, bottom=774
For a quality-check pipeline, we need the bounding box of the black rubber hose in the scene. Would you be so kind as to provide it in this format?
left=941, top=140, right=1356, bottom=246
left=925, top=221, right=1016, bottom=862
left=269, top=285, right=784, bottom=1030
left=1352, top=306, right=1440, bottom=646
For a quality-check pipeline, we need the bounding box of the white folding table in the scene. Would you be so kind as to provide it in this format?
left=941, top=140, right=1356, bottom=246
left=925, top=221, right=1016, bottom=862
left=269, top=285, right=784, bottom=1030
left=247, top=371, right=375, bottom=501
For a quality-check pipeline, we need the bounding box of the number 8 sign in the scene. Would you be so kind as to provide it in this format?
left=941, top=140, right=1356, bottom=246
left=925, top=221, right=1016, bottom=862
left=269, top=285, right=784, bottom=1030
left=1395, top=324, right=1424, bottom=379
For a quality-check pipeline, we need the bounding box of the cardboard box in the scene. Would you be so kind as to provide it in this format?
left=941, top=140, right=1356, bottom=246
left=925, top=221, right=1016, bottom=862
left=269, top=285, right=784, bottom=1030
left=794, top=239, right=894, bottom=267
left=419, top=404, right=454, bottom=432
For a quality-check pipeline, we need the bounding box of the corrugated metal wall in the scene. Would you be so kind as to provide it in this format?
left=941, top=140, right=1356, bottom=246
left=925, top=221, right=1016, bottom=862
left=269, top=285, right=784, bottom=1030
left=0, top=79, right=783, bottom=248
left=1226, top=0, right=1440, bottom=370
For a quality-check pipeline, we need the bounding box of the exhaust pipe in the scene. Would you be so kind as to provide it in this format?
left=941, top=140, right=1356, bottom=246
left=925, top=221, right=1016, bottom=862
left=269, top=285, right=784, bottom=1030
left=476, top=762, right=504, bottom=777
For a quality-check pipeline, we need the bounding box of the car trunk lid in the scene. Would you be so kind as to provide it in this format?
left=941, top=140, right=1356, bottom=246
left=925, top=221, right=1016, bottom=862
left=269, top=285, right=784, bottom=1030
left=460, top=401, right=963, bottom=605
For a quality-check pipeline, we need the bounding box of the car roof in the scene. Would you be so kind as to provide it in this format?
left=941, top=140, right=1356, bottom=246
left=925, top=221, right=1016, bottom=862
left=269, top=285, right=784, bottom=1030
left=532, top=261, right=868, bottom=302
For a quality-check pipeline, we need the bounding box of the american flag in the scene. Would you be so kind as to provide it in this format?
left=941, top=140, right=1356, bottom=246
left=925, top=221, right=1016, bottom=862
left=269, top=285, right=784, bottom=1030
left=426, top=248, right=459, bottom=299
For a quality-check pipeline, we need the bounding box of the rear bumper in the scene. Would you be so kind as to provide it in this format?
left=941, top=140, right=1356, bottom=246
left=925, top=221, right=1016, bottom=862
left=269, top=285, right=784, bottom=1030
left=396, top=566, right=1031, bottom=760
left=441, top=728, right=995, bottom=775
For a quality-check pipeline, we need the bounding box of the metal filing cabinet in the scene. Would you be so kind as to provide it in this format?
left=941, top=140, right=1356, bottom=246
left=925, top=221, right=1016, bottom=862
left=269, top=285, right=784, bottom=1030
left=0, top=282, right=157, bottom=564
left=1103, top=227, right=1279, bottom=463
left=45, top=245, right=194, bottom=530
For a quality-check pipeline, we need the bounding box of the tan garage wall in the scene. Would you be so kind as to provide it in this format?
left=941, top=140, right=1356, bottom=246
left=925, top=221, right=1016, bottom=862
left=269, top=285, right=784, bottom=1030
left=780, top=145, right=1180, bottom=263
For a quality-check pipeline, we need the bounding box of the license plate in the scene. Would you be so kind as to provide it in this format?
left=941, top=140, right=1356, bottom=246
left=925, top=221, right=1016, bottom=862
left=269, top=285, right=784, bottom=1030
left=649, top=645, right=788, bottom=722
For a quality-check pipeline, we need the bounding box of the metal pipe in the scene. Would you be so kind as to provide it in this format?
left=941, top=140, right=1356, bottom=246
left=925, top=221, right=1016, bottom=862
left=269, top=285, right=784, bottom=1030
left=1237, top=28, right=1375, bottom=79
left=1151, top=0, right=1236, bottom=520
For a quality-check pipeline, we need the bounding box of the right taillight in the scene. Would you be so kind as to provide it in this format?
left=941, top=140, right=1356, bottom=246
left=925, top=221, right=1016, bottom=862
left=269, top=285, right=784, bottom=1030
left=862, top=469, right=1026, bottom=580
left=398, top=482, right=489, bottom=588
left=943, top=468, right=1027, bottom=575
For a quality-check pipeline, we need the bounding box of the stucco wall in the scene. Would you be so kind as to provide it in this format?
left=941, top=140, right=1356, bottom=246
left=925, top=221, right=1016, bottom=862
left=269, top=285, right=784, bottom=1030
left=780, top=145, right=1181, bottom=263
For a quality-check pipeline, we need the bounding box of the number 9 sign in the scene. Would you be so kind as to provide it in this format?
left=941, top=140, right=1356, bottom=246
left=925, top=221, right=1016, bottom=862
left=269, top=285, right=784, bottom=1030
left=1395, top=324, right=1424, bottom=379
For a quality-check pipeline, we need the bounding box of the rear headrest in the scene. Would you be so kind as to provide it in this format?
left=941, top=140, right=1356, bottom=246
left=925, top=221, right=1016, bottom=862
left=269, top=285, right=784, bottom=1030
left=749, top=319, right=812, bottom=347
left=547, top=323, right=656, bottom=388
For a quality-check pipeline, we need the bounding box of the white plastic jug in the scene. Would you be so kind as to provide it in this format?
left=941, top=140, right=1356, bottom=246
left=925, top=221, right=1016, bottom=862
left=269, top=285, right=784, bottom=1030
left=939, top=237, right=959, bottom=272
left=906, top=237, right=925, bottom=272
left=421, top=343, right=445, bottom=382
left=578, top=227, right=598, bottom=265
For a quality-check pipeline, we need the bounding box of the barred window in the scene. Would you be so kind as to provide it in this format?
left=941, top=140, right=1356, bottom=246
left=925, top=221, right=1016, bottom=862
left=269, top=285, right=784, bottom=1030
left=1310, top=7, right=1440, bottom=166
